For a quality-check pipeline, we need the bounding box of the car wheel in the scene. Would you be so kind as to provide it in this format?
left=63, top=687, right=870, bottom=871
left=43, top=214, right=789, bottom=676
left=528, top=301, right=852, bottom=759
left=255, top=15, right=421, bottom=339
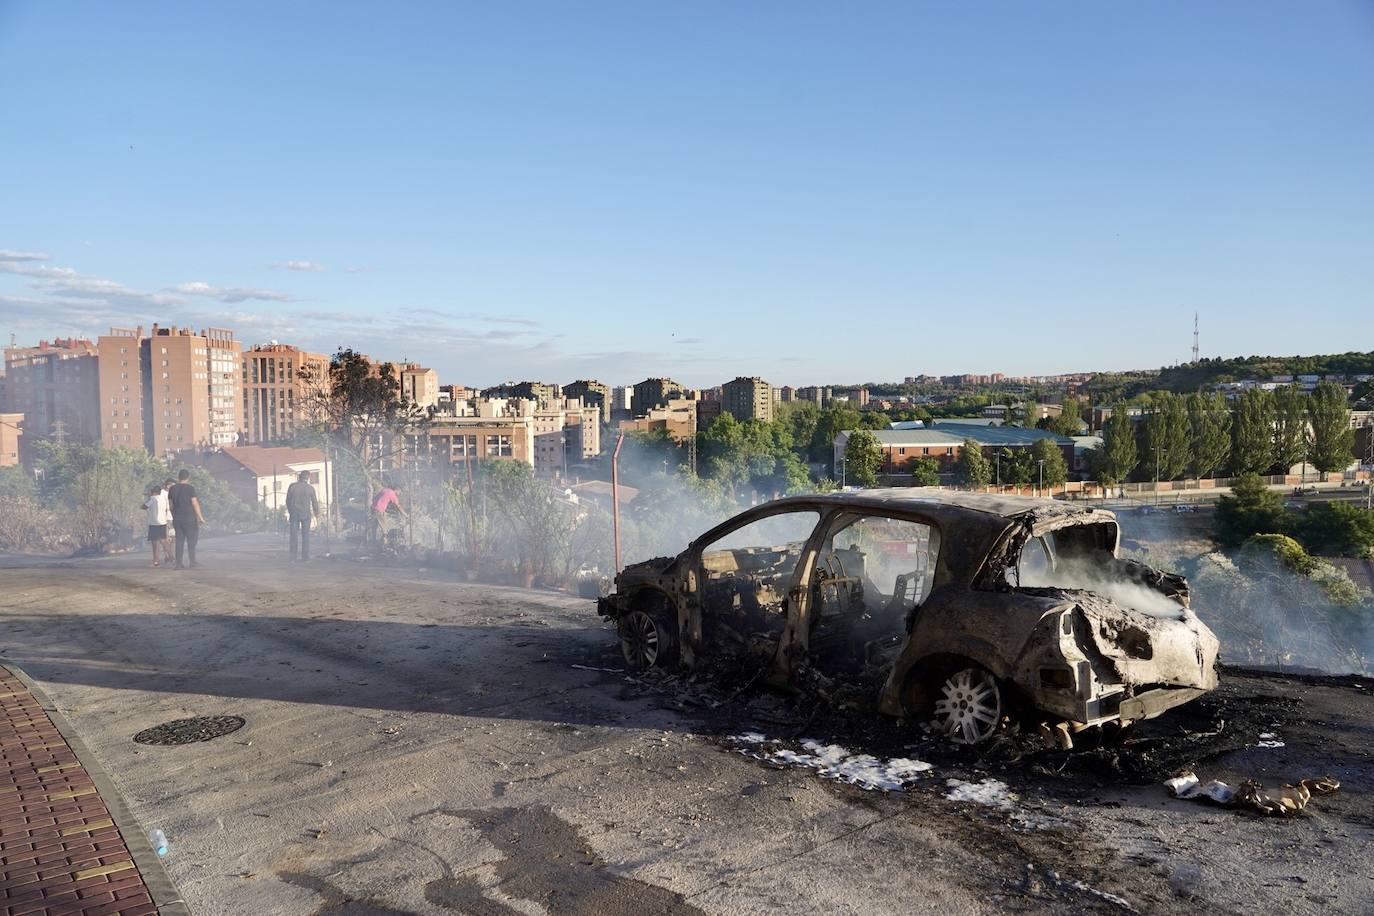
left=619, top=608, right=678, bottom=671
left=932, top=666, right=1003, bottom=744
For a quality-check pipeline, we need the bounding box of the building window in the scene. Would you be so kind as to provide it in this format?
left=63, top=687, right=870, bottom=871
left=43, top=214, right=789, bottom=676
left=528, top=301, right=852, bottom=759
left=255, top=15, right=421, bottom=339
left=486, top=434, right=513, bottom=457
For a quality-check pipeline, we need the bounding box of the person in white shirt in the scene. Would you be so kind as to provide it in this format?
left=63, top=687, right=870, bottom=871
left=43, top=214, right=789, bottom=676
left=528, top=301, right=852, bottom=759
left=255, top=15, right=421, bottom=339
left=142, top=483, right=171, bottom=567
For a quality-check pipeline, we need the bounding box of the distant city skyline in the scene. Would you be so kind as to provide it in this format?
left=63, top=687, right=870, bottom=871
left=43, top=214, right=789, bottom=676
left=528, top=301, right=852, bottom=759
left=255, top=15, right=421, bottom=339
left=2, top=2, right=1372, bottom=387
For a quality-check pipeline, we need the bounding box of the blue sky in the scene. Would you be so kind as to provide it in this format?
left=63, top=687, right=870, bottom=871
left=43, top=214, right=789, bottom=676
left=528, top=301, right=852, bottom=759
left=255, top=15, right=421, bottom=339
left=2, top=2, right=1372, bottom=388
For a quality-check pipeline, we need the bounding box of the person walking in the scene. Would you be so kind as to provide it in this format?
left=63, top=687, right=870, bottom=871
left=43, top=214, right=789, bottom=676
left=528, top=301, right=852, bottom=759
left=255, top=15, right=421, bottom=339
left=142, top=484, right=169, bottom=567
left=285, top=470, right=321, bottom=561
left=169, top=469, right=206, bottom=569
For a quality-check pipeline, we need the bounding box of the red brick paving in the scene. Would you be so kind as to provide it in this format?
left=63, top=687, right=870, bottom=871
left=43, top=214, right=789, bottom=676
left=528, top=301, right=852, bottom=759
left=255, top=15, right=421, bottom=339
left=0, top=670, right=157, bottom=916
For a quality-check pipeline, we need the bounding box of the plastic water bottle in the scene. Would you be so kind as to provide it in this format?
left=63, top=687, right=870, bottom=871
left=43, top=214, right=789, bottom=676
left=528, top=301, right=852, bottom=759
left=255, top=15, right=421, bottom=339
left=149, top=829, right=168, bottom=857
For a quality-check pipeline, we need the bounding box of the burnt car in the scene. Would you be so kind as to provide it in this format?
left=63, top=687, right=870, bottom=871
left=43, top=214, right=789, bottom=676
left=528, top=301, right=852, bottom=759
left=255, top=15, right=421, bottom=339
left=598, top=491, right=1219, bottom=744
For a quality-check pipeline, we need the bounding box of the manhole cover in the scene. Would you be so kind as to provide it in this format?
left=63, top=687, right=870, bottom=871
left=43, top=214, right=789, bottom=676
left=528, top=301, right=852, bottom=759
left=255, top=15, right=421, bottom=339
left=133, top=716, right=245, bottom=746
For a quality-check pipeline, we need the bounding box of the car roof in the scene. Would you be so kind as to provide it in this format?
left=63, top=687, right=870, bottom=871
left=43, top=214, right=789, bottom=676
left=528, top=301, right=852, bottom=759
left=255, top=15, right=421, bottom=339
left=760, top=488, right=1112, bottom=526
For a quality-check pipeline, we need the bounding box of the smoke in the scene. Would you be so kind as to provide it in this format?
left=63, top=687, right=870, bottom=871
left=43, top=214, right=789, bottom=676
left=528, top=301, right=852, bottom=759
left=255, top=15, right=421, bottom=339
left=1019, top=557, right=1185, bottom=619
left=1113, top=511, right=1372, bottom=676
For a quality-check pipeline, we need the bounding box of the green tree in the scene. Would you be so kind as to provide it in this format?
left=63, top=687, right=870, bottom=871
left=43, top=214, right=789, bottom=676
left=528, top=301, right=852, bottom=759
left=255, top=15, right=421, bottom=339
left=1096, top=405, right=1138, bottom=485
left=1308, top=380, right=1355, bottom=473
left=842, top=429, right=883, bottom=487
left=1036, top=397, right=1083, bottom=437
left=0, top=466, right=37, bottom=501
left=909, top=456, right=941, bottom=486
left=1231, top=388, right=1276, bottom=475
left=953, top=438, right=992, bottom=489
left=1294, top=502, right=1374, bottom=558
left=1187, top=391, right=1231, bottom=479
left=1141, top=392, right=1190, bottom=480
left=1271, top=385, right=1308, bottom=473
left=1214, top=473, right=1287, bottom=548
left=1030, top=438, right=1068, bottom=488
left=302, top=349, right=429, bottom=507
left=810, top=405, right=864, bottom=463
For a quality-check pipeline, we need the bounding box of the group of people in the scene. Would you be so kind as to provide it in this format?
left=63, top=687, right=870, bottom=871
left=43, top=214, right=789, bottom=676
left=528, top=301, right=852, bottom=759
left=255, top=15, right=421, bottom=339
left=141, top=470, right=399, bottom=566
left=142, top=470, right=206, bottom=569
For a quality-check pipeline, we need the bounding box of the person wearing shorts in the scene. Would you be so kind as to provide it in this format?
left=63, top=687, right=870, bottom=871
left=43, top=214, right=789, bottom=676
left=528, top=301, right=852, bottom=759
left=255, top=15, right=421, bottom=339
left=143, top=484, right=169, bottom=567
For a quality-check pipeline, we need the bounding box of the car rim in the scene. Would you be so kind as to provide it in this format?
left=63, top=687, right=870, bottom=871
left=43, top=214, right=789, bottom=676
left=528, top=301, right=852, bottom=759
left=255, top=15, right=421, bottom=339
left=623, top=611, right=660, bottom=668
left=933, top=668, right=1002, bottom=744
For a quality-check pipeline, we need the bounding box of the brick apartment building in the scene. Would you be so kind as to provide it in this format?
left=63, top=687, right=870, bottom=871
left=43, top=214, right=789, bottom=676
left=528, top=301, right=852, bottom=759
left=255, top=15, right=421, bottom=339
left=721, top=376, right=773, bottom=423
left=2, top=338, right=101, bottom=444
left=242, top=343, right=330, bottom=444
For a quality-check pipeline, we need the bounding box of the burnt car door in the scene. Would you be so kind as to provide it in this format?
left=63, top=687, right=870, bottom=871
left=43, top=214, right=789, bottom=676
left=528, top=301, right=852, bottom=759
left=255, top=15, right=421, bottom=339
left=681, top=506, right=824, bottom=670
left=793, top=510, right=944, bottom=679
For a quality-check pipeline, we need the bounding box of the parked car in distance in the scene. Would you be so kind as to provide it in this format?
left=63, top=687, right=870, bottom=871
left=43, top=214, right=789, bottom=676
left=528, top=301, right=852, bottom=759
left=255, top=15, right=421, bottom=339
left=599, top=491, right=1220, bottom=744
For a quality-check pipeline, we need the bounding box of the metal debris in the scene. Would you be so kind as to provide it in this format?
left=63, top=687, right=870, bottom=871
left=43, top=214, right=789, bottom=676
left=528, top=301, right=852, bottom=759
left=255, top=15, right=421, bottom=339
left=1165, top=770, right=1339, bottom=815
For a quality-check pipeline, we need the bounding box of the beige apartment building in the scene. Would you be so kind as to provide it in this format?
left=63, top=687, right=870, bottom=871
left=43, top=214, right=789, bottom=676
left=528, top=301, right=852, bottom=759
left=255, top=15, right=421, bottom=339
left=92, top=324, right=245, bottom=455
left=425, top=414, right=535, bottom=468
left=620, top=397, right=697, bottom=442
left=0, top=413, right=22, bottom=466
left=242, top=343, right=330, bottom=444
left=531, top=397, right=601, bottom=477
left=399, top=365, right=439, bottom=409
left=721, top=376, right=773, bottom=422
left=562, top=379, right=611, bottom=425
left=96, top=329, right=149, bottom=449
left=2, top=338, right=101, bottom=443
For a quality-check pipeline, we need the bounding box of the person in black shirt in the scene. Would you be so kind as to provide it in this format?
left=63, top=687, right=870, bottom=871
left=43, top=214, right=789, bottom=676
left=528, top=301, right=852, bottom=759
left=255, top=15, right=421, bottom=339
left=284, top=470, right=321, bottom=561
left=169, top=469, right=207, bottom=569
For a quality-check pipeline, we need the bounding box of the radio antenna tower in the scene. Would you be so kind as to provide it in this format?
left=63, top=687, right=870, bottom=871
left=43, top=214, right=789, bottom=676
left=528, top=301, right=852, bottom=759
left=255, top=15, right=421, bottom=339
left=1191, top=312, right=1199, bottom=364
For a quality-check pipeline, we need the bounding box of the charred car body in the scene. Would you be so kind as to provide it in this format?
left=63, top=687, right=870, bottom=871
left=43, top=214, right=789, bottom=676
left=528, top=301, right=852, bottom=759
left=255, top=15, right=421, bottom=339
left=598, top=491, right=1219, bottom=743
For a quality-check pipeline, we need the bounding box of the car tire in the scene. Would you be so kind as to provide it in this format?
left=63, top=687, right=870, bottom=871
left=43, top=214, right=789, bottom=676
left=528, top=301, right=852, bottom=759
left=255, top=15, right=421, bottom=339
left=619, top=607, right=679, bottom=671
left=931, top=666, right=1004, bottom=744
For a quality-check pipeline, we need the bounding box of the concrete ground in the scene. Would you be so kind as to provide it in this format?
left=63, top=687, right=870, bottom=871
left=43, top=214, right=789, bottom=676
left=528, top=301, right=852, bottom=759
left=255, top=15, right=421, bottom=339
left=0, top=534, right=1370, bottom=915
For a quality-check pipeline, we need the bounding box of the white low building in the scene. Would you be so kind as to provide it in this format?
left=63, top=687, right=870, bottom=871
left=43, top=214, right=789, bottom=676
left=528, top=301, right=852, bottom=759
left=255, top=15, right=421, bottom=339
left=207, top=445, right=333, bottom=513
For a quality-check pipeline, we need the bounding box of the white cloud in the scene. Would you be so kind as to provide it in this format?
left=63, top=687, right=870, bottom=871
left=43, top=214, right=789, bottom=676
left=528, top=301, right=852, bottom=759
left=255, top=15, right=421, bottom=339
left=270, top=260, right=326, bottom=272
left=0, top=250, right=51, bottom=263
left=172, top=281, right=295, bottom=303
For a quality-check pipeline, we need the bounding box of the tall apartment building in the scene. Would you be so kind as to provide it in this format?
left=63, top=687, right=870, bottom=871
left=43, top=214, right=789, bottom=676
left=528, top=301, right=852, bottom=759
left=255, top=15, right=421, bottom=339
left=631, top=377, right=683, bottom=418
left=242, top=343, right=330, bottom=444
left=562, top=379, right=610, bottom=425
left=399, top=365, right=439, bottom=409
left=2, top=338, right=101, bottom=443
left=721, top=376, right=773, bottom=423
left=96, top=328, right=147, bottom=448
left=94, top=324, right=245, bottom=455
left=531, top=397, right=601, bottom=477
left=204, top=328, right=243, bottom=447
left=796, top=386, right=832, bottom=407
left=609, top=386, right=633, bottom=423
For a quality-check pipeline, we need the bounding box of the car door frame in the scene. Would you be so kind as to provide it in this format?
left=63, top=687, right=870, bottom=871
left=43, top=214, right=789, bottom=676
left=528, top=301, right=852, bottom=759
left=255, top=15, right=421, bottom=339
left=678, top=500, right=830, bottom=675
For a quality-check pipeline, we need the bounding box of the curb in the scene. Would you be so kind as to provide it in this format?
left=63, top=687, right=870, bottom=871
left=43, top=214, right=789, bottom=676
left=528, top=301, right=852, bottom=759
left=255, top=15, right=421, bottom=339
left=3, top=664, right=191, bottom=916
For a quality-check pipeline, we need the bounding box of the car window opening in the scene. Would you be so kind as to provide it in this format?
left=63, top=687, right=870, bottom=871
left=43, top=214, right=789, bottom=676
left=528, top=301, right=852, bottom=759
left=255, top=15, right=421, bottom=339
left=1008, top=524, right=1186, bottom=619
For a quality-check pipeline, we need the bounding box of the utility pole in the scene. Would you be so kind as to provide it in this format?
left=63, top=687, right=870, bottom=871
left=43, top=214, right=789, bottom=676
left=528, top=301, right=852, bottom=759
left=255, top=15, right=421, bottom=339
left=1192, top=312, right=1200, bottom=365
left=1037, top=459, right=1045, bottom=497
